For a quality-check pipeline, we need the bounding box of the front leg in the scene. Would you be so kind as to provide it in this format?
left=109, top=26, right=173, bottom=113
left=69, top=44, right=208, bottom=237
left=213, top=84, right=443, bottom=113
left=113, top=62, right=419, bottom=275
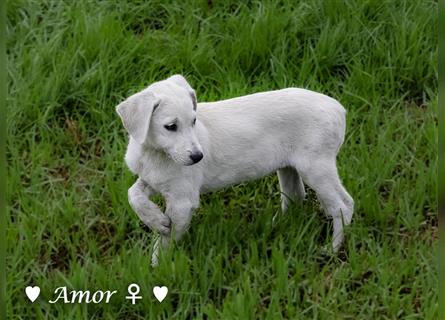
left=151, top=194, right=198, bottom=266
left=127, top=178, right=171, bottom=236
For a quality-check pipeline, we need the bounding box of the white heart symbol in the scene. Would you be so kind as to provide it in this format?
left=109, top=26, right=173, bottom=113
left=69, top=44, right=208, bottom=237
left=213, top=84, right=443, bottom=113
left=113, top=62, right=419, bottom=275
left=25, top=286, right=40, bottom=302
left=153, top=286, right=168, bottom=302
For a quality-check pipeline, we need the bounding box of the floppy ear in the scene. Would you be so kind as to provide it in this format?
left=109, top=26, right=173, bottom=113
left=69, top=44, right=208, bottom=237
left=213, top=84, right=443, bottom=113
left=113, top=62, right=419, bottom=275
left=168, top=74, right=197, bottom=110
left=116, top=92, right=160, bottom=145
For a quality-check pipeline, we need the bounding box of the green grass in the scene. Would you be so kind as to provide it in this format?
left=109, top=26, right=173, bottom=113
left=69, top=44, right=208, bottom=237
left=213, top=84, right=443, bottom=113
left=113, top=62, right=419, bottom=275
left=7, top=0, right=437, bottom=318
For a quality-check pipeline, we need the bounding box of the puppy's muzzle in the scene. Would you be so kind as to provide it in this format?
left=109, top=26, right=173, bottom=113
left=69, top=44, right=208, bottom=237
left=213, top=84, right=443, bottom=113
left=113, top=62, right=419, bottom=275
left=189, top=151, right=203, bottom=164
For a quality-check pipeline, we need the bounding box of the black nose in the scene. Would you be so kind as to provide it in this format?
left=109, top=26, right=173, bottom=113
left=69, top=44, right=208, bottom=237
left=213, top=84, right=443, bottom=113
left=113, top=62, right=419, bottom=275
left=189, top=151, right=203, bottom=163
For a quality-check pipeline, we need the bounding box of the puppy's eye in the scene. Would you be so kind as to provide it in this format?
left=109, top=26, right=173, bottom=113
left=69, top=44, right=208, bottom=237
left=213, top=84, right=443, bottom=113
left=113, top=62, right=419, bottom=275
left=164, top=123, right=177, bottom=131
left=192, top=118, right=196, bottom=126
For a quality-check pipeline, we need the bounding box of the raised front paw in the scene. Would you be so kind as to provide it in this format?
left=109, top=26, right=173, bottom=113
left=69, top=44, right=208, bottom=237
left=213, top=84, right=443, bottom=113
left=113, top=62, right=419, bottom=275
left=147, top=214, right=171, bottom=236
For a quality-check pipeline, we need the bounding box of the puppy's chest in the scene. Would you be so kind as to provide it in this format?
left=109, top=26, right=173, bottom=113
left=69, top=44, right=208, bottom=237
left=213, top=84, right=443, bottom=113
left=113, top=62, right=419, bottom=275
left=137, top=161, right=171, bottom=190
left=138, top=159, right=193, bottom=194
left=125, top=143, right=200, bottom=195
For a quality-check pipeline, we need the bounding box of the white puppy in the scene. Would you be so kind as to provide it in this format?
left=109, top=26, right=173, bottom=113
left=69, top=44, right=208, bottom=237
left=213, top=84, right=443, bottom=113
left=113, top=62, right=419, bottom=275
left=116, top=75, right=353, bottom=266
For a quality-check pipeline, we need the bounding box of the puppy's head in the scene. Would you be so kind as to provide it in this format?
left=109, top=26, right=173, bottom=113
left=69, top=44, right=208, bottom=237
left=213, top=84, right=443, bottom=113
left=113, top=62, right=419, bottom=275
left=116, top=75, right=204, bottom=166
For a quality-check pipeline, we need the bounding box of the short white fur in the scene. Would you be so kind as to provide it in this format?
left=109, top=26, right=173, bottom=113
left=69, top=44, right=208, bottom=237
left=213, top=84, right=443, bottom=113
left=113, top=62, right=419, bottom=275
left=116, top=75, right=354, bottom=266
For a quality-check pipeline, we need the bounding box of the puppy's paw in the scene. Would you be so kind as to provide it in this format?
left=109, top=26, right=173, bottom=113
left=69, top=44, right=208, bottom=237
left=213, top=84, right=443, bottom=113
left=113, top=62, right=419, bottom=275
left=147, top=214, right=171, bottom=236
left=158, top=214, right=172, bottom=236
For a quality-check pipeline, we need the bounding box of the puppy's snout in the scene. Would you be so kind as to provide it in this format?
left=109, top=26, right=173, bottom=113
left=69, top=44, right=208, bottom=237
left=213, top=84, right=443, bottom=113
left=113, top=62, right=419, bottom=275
left=189, top=151, right=203, bottom=164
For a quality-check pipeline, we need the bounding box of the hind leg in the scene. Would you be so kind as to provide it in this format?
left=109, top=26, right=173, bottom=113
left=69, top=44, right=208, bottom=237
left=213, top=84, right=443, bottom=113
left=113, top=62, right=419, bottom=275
left=296, top=159, right=353, bottom=251
left=277, top=167, right=306, bottom=212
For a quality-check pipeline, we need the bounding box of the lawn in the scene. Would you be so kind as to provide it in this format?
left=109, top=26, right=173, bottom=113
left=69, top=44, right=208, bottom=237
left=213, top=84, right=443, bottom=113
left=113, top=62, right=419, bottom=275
left=6, top=0, right=438, bottom=318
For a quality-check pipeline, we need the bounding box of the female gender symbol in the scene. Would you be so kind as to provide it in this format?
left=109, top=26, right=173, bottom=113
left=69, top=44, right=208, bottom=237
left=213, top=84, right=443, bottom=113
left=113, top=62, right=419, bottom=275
left=125, top=283, right=142, bottom=304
